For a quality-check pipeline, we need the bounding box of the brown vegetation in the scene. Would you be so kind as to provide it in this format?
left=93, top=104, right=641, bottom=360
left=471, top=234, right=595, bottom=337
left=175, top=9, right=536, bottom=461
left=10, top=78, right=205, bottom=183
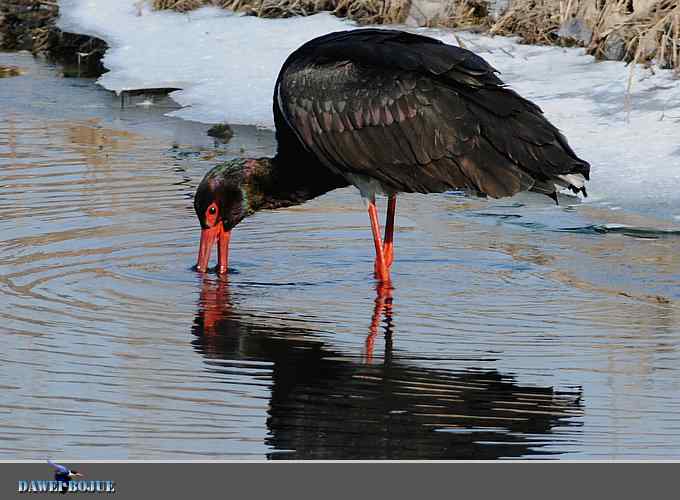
left=0, top=0, right=668, bottom=75
left=0, top=65, right=24, bottom=77
left=151, top=0, right=207, bottom=12
left=151, top=0, right=410, bottom=23
left=491, top=0, right=680, bottom=71
left=587, top=0, right=680, bottom=70
left=151, top=0, right=680, bottom=71
left=490, top=0, right=564, bottom=44
left=408, top=0, right=491, bottom=29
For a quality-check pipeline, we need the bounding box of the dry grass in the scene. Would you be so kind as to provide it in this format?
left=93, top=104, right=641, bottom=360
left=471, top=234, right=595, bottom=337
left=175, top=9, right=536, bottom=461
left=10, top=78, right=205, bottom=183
left=152, top=0, right=409, bottom=23
left=333, top=0, right=410, bottom=24
left=0, top=65, right=24, bottom=77
left=587, top=0, right=680, bottom=70
left=151, top=0, right=680, bottom=71
left=151, top=0, right=207, bottom=12
left=422, top=0, right=491, bottom=29
left=491, top=0, right=680, bottom=71
left=490, top=0, right=563, bottom=44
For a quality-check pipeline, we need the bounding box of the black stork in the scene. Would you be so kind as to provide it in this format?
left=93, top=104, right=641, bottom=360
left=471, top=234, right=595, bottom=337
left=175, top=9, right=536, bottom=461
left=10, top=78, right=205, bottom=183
left=194, top=29, right=590, bottom=282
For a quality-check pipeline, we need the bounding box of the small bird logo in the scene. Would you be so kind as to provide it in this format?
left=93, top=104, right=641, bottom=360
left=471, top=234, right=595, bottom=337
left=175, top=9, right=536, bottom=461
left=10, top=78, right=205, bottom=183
left=47, top=460, right=83, bottom=494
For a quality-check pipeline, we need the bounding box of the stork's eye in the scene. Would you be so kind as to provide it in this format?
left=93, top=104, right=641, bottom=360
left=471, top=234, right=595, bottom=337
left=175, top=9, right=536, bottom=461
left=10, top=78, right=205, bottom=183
left=205, top=202, right=219, bottom=225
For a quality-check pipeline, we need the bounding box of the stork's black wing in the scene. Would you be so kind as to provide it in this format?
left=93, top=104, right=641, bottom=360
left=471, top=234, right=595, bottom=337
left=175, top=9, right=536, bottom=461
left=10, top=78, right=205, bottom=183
left=275, top=29, right=589, bottom=199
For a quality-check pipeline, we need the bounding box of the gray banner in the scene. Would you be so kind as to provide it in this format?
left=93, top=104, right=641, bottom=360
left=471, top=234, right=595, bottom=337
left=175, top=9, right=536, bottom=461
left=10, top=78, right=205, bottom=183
left=2, top=462, right=677, bottom=499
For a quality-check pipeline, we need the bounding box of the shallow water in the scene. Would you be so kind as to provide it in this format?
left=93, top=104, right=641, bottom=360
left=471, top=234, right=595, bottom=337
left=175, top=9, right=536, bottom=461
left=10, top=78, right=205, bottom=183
left=1, top=52, right=680, bottom=460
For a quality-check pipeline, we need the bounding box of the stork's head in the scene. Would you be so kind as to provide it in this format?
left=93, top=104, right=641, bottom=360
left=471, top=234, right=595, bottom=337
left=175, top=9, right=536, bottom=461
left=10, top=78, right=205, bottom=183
left=193, top=159, right=266, bottom=274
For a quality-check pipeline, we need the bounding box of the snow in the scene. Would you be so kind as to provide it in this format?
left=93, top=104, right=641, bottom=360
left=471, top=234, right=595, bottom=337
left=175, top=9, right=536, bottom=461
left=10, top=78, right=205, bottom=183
left=57, top=1, right=680, bottom=221
left=58, top=1, right=355, bottom=126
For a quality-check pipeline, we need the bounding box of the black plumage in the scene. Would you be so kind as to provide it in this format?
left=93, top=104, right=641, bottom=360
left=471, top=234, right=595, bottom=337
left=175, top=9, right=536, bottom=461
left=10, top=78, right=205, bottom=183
left=275, top=28, right=590, bottom=200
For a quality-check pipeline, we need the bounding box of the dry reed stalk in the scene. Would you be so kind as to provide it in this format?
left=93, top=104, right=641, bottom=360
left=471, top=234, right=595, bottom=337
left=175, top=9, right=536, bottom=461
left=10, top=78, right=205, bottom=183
left=151, top=0, right=207, bottom=12
left=152, top=0, right=408, bottom=23
left=671, top=10, right=678, bottom=71
left=624, top=39, right=642, bottom=122
left=0, top=65, right=24, bottom=77
left=610, top=1, right=678, bottom=71
left=490, top=0, right=564, bottom=45
left=490, top=0, right=680, bottom=71
left=149, top=0, right=680, bottom=71
left=432, top=0, right=491, bottom=29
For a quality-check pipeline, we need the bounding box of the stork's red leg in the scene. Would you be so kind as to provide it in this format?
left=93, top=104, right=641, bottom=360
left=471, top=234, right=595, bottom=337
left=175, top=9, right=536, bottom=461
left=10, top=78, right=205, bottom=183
left=367, top=198, right=390, bottom=282
left=383, top=194, right=397, bottom=268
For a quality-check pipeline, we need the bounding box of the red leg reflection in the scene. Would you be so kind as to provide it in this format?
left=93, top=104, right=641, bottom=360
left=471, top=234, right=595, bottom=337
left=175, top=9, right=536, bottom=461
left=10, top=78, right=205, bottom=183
left=364, top=281, right=394, bottom=363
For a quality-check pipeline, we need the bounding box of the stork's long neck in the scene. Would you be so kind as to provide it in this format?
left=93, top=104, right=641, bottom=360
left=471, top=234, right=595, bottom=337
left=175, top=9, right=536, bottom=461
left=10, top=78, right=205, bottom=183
left=243, top=155, right=348, bottom=213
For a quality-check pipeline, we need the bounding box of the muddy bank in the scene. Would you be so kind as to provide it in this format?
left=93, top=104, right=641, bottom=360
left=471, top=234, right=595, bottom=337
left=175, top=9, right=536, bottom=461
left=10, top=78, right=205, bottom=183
left=0, top=0, right=107, bottom=77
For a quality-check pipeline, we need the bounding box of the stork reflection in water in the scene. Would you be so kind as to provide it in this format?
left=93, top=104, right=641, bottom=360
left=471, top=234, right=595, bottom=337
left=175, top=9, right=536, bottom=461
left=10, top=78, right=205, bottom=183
left=191, top=278, right=583, bottom=459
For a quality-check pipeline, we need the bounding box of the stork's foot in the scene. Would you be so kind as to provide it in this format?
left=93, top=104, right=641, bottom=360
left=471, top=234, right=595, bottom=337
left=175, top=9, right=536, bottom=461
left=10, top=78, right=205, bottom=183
left=373, top=260, right=391, bottom=283
left=374, top=253, right=393, bottom=278
left=374, top=239, right=394, bottom=279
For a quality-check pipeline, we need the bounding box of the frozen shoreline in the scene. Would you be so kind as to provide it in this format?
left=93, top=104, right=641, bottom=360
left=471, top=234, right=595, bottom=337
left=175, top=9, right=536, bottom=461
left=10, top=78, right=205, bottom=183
left=57, top=0, right=680, bottom=221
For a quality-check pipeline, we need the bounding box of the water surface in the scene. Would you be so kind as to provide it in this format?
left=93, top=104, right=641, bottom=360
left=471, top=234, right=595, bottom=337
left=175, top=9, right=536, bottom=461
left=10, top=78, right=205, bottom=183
left=1, top=52, right=679, bottom=459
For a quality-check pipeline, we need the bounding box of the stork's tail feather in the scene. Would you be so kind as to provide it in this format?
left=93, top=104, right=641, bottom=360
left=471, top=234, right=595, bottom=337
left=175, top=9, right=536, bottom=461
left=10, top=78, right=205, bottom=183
left=530, top=170, right=589, bottom=205
left=555, top=173, right=588, bottom=196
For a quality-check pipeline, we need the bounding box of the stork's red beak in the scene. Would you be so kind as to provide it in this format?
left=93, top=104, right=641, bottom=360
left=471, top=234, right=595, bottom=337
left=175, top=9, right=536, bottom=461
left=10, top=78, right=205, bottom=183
left=196, top=225, right=230, bottom=274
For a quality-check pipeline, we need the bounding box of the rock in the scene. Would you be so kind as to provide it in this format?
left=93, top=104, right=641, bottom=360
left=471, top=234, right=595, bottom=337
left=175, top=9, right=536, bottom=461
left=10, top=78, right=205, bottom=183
left=406, top=0, right=446, bottom=26
left=0, top=0, right=108, bottom=77
left=601, top=32, right=627, bottom=61
left=207, top=123, right=234, bottom=143
left=557, top=18, right=593, bottom=46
